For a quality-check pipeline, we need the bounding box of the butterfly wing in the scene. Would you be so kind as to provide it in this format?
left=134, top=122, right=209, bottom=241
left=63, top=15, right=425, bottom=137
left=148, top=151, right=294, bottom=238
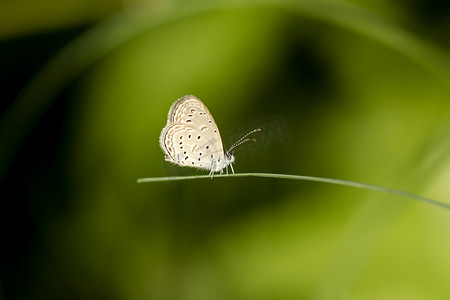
left=167, top=95, right=211, bottom=123
left=160, top=95, right=227, bottom=171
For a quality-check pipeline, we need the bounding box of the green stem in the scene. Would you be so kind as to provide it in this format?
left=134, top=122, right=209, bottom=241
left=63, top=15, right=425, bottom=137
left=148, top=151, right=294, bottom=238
left=137, top=172, right=450, bottom=211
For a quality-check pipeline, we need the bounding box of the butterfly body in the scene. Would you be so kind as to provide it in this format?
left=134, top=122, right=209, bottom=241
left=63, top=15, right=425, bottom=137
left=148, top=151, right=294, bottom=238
left=160, top=95, right=234, bottom=174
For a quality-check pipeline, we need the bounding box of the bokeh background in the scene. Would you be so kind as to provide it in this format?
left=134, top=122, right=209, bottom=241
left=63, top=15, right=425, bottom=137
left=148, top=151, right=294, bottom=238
left=1, top=0, right=450, bottom=299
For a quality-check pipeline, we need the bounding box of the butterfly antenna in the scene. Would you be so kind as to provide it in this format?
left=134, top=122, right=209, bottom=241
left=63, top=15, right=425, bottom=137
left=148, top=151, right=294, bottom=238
left=226, top=128, right=261, bottom=153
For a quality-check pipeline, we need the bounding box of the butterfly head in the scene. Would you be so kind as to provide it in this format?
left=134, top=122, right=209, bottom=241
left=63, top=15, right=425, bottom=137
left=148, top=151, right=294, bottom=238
left=225, top=151, right=235, bottom=165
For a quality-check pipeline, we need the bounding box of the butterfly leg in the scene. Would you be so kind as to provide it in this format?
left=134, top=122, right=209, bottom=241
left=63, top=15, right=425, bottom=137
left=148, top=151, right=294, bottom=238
left=229, top=163, right=235, bottom=174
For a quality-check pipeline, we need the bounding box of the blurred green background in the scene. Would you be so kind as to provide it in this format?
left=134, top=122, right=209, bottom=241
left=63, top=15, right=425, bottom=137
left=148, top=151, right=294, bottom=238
left=1, top=0, right=450, bottom=299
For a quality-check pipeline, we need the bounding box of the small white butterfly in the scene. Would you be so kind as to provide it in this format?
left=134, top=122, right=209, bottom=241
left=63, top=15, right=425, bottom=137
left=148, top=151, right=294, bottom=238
left=159, top=95, right=260, bottom=176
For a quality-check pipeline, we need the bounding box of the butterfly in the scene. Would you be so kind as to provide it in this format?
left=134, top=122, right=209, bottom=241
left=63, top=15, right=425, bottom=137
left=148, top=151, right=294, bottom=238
left=159, top=95, right=260, bottom=176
